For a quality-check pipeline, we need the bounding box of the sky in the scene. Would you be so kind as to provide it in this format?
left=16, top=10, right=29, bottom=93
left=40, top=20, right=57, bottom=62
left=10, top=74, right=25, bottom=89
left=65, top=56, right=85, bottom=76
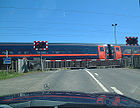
left=0, top=0, right=140, bottom=44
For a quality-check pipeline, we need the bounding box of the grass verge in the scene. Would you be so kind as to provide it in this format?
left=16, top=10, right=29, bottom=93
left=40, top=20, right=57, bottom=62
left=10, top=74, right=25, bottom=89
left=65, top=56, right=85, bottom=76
left=0, top=70, right=42, bottom=80
left=0, top=71, right=24, bottom=80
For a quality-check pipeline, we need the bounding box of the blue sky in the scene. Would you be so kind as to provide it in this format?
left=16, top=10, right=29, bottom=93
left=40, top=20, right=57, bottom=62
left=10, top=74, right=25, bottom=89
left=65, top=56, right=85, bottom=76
left=0, top=0, right=140, bottom=44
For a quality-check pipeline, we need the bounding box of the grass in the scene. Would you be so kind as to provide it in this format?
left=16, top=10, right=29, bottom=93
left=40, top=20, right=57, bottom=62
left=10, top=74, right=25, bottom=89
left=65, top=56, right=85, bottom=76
left=0, top=68, right=69, bottom=80
left=0, top=70, right=43, bottom=80
left=0, top=71, right=24, bottom=80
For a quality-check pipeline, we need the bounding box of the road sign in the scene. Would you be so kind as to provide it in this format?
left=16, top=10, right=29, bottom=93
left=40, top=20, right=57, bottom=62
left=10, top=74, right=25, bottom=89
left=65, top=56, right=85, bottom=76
left=3, top=58, right=11, bottom=64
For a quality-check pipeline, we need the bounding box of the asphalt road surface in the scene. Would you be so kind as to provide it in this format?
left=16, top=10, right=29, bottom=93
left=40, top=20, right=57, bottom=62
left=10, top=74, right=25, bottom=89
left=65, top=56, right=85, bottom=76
left=0, top=68, right=140, bottom=101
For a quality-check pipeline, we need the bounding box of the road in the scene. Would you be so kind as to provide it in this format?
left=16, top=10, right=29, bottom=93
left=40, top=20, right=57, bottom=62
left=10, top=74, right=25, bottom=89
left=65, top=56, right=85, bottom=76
left=0, top=68, right=140, bottom=101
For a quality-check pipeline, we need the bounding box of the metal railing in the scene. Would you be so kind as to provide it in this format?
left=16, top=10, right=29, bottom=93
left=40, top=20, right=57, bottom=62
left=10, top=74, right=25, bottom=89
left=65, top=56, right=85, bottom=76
left=45, top=59, right=122, bottom=69
left=3, top=56, right=140, bottom=72
left=121, top=56, right=140, bottom=68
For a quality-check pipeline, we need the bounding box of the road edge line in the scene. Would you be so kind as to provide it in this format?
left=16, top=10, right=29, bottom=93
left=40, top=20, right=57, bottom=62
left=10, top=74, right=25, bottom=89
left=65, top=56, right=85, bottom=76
left=111, top=87, right=123, bottom=95
left=85, top=70, right=109, bottom=92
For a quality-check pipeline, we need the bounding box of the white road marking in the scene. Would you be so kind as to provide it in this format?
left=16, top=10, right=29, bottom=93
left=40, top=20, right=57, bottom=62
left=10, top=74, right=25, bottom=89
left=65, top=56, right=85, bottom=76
left=70, top=70, right=78, bottom=71
left=94, top=73, right=98, bottom=76
left=85, top=70, right=109, bottom=92
left=111, top=87, right=123, bottom=95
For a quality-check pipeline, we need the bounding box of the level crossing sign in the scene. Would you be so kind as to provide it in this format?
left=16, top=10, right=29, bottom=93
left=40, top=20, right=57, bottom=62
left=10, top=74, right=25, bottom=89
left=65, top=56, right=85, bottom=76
left=3, top=58, right=11, bottom=64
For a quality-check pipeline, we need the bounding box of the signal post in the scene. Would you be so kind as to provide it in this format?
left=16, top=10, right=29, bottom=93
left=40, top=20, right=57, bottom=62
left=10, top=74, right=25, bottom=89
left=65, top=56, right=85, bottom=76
left=34, top=41, right=48, bottom=71
left=126, top=37, right=138, bottom=67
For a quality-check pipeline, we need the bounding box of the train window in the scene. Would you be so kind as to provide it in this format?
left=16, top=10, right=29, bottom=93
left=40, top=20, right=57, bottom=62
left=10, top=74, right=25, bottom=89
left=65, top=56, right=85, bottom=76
left=52, top=50, right=55, bottom=54
left=56, top=51, right=60, bottom=54
left=133, top=47, right=140, bottom=54
left=36, top=51, right=40, bottom=54
left=116, top=47, right=120, bottom=52
left=123, top=49, right=131, bottom=54
left=52, top=49, right=66, bottom=54
left=68, top=49, right=82, bottom=54
left=2, top=51, right=6, bottom=55
left=1, top=50, right=14, bottom=54
left=106, top=50, right=108, bottom=53
left=85, top=48, right=89, bottom=54
left=100, top=47, right=104, bottom=52
left=18, top=51, right=22, bottom=54
left=36, top=51, right=47, bottom=54
left=17, top=49, right=32, bottom=54
left=9, top=51, right=14, bottom=54
left=42, top=51, right=47, bottom=54
left=24, top=51, right=30, bottom=54
left=88, top=46, right=98, bottom=54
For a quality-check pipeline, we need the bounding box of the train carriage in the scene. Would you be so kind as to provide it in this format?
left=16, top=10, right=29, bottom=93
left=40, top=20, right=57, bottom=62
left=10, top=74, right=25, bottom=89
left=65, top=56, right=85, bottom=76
left=0, top=42, right=140, bottom=61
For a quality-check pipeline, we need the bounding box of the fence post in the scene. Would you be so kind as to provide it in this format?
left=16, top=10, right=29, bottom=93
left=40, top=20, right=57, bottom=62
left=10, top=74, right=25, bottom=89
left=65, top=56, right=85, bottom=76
left=12, top=61, right=14, bottom=72
left=46, top=61, right=48, bottom=71
left=16, top=60, right=18, bottom=72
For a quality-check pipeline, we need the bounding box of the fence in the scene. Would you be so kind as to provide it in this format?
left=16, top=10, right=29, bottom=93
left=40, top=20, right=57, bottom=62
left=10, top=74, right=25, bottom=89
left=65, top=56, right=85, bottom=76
left=0, top=60, right=18, bottom=72
left=133, top=56, right=140, bottom=68
left=121, top=55, right=140, bottom=68
left=0, top=59, right=30, bottom=73
left=4, top=59, right=121, bottom=71
left=45, top=59, right=122, bottom=69
left=1, top=56, right=140, bottom=72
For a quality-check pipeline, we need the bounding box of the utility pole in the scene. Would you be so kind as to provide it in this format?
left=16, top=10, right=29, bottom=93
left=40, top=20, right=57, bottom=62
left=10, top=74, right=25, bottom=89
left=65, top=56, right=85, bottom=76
left=112, top=24, right=117, bottom=45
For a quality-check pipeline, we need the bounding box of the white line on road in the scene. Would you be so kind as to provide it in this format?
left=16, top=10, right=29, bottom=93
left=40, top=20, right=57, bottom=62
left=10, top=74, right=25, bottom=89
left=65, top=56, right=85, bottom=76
left=94, top=73, right=98, bottom=76
left=70, top=70, right=78, bottom=71
left=111, top=87, right=123, bottom=95
left=85, top=70, right=109, bottom=92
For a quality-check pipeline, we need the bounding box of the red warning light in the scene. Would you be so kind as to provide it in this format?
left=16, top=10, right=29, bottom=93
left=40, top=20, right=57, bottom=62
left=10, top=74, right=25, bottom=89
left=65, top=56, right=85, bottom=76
left=34, top=41, right=48, bottom=50
left=37, top=42, right=39, bottom=45
left=126, top=37, right=138, bottom=46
